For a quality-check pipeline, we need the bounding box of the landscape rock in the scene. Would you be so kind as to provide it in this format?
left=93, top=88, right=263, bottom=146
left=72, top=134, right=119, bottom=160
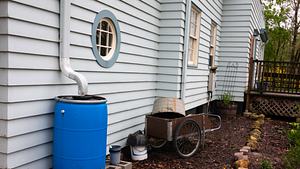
left=244, top=112, right=252, bottom=117
left=246, top=142, right=257, bottom=151
left=257, top=119, right=264, bottom=125
left=257, top=114, right=265, bottom=119
left=249, top=131, right=261, bottom=140
left=251, top=152, right=262, bottom=157
left=235, top=159, right=249, bottom=168
left=251, top=129, right=261, bottom=135
left=249, top=114, right=259, bottom=120
left=234, top=152, right=244, bottom=160
left=251, top=123, right=261, bottom=130
left=240, top=148, right=249, bottom=153
left=242, top=146, right=251, bottom=151
left=249, top=135, right=258, bottom=142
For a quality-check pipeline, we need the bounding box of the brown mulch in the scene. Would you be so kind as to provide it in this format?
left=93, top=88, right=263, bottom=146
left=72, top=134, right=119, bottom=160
left=249, top=118, right=291, bottom=169
left=122, top=115, right=290, bottom=169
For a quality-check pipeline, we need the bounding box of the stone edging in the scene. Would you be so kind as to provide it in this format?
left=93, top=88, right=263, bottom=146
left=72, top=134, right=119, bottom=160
left=233, top=113, right=265, bottom=169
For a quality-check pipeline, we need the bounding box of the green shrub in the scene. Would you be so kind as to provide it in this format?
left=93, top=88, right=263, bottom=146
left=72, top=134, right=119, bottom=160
left=284, top=122, right=300, bottom=169
left=261, top=159, right=272, bottom=169
left=287, top=123, right=300, bottom=146
left=284, top=146, right=300, bottom=169
left=219, top=92, right=233, bottom=106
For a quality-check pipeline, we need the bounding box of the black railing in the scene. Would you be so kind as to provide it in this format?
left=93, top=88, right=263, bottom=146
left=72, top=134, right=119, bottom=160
left=250, top=60, right=300, bottom=94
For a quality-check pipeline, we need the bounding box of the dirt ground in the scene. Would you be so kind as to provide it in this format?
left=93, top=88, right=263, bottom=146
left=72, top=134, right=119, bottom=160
left=124, top=115, right=290, bottom=169
left=249, top=117, right=291, bottom=169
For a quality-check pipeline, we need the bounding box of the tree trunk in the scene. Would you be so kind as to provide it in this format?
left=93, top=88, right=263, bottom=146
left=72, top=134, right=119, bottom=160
left=290, top=0, right=300, bottom=62
left=276, top=39, right=281, bottom=60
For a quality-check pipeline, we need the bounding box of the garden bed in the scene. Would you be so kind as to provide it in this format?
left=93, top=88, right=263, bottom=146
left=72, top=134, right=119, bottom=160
left=125, top=115, right=290, bottom=169
left=249, top=117, right=291, bottom=169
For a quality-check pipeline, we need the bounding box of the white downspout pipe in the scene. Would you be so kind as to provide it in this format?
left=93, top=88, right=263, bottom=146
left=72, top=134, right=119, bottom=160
left=60, top=0, right=88, bottom=95
left=181, top=0, right=191, bottom=101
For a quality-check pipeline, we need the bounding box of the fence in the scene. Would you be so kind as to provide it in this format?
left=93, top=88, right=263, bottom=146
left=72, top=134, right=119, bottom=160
left=246, top=60, right=300, bottom=117
left=250, top=60, right=300, bottom=94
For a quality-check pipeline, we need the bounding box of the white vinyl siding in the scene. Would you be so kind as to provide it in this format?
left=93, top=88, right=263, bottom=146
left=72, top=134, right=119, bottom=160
left=216, top=0, right=265, bottom=102
left=185, top=0, right=223, bottom=110
left=0, top=1, right=9, bottom=169
left=250, top=0, right=265, bottom=60
left=2, top=0, right=159, bottom=168
left=156, top=0, right=185, bottom=98
left=0, top=0, right=266, bottom=168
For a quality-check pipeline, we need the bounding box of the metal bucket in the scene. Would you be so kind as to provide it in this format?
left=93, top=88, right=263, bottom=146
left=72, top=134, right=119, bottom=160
left=152, top=97, right=186, bottom=117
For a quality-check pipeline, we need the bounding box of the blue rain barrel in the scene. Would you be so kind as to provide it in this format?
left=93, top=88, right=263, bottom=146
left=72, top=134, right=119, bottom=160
left=53, top=95, right=107, bottom=169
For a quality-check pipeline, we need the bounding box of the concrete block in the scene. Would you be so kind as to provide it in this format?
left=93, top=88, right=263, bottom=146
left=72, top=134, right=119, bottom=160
left=106, top=160, right=132, bottom=169
left=106, top=165, right=122, bottom=169
left=117, top=161, right=132, bottom=169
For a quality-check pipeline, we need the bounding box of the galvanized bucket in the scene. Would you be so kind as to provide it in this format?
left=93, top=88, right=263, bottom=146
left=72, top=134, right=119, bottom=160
left=152, top=97, right=185, bottom=117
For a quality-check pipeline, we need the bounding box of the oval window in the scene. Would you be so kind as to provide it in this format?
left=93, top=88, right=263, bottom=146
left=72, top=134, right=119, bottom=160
left=92, top=10, right=120, bottom=68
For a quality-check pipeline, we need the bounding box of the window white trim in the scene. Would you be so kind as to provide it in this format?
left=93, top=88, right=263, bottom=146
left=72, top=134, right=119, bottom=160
left=96, top=18, right=117, bottom=61
left=188, top=5, right=201, bottom=67
left=209, top=21, right=217, bottom=68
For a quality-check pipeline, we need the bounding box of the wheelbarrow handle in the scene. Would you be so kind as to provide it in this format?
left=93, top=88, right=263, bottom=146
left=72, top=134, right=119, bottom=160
left=202, top=113, right=222, bottom=133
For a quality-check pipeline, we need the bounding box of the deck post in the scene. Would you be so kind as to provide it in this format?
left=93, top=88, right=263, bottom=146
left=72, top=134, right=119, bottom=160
left=245, top=57, right=254, bottom=113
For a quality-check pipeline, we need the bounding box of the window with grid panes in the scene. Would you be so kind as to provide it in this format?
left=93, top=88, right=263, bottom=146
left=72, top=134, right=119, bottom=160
left=92, top=10, right=120, bottom=68
left=188, top=6, right=201, bottom=67
left=96, top=18, right=116, bottom=60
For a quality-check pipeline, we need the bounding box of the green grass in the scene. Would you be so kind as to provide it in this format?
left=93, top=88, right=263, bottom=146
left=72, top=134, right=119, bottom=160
left=261, top=159, right=273, bottom=169
left=284, top=123, right=300, bottom=169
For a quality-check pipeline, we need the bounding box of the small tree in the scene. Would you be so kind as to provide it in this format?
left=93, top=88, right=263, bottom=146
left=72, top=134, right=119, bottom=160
left=263, top=0, right=292, bottom=61
left=289, top=0, right=300, bottom=61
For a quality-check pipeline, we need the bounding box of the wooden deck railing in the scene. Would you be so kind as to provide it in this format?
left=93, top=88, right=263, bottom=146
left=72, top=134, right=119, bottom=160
left=250, top=60, right=300, bottom=94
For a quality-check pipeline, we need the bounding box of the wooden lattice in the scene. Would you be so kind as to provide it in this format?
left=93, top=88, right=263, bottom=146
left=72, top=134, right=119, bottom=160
left=250, top=95, right=300, bottom=117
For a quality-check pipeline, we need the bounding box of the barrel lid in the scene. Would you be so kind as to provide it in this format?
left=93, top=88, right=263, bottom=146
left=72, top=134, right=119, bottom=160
left=55, top=95, right=107, bottom=104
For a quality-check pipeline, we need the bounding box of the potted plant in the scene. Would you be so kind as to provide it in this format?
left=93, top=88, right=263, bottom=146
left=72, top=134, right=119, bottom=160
left=217, top=91, right=237, bottom=117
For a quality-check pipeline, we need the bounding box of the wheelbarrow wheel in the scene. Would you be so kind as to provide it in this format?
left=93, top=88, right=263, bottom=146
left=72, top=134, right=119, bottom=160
left=173, top=119, right=201, bottom=158
left=148, top=137, right=167, bottom=149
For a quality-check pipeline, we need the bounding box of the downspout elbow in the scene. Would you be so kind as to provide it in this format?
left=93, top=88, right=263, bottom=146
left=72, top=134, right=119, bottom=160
left=59, top=58, right=88, bottom=95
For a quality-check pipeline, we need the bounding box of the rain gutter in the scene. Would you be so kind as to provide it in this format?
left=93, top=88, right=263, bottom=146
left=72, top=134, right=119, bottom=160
left=60, top=0, right=88, bottom=95
left=180, top=0, right=191, bottom=101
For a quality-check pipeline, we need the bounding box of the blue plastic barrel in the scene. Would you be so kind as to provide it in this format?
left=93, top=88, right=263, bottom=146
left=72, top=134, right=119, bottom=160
left=53, top=95, right=107, bottom=169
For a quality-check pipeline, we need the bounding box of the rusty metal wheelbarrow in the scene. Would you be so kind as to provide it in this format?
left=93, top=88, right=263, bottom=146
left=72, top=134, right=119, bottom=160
left=145, top=97, right=221, bottom=158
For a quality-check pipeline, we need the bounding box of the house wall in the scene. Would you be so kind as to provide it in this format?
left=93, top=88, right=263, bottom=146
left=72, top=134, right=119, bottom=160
left=0, top=0, right=67, bottom=168
left=216, top=0, right=265, bottom=102
left=0, top=0, right=9, bottom=168
left=1, top=0, right=161, bottom=168
left=185, top=0, right=223, bottom=110
left=250, top=0, right=265, bottom=60
left=0, top=0, right=266, bottom=168
left=156, top=0, right=185, bottom=98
